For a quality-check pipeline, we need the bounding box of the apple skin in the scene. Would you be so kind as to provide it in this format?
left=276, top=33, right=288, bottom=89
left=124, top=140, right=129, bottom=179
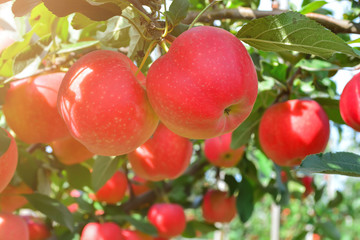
left=80, top=222, right=123, bottom=240
left=120, top=230, right=153, bottom=240
left=0, top=182, right=33, bottom=212
left=57, top=50, right=159, bottom=156
left=128, top=123, right=193, bottom=181
left=301, top=176, right=313, bottom=197
left=23, top=216, right=51, bottom=240
left=131, top=176, right=150, bottom=196
left=3, top=73, right=70, bottom=144
left=51, top=136, right=94, bottom=165
left=0, top=128, right=18, bottom=193
left=0, top=212, right=29, bottom=240
left=340, top=72, right=360, bottom=131
left=146, top=26, right=258, bottom=139
left=148, top=203, right=186, bottom=238
left=95, top=171, right=128, bottom=204
left=204, top=132, right=245, bottom=167
left=202, top=190, right=236, bottom=223
left=258, top=99, right=330, bottom=167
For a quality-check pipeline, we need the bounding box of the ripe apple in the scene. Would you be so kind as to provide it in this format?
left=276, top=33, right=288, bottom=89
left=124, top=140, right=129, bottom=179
left=258, top=99, right=330, bottom=167
left=128, top=123, right=193, bottom=181
left=51, top=136, right=94, bottom=165
left=95, top=171, right=128, bottom=204
left=301, top=176, right=313, bottom=197
left=3, top=72, right=70, bottom=144
left=340, top=72, right=360, bottom=131
left=120, top=229, right=153, bottom=240
left=57, top=50, right=159, bottom=156
left=204, top=132, right=245, bottom=167
left=0, top=128, right=18, bottom=193
left=0, top=212, right=29, bottom=240
left=80, top=222, right=123, bottom=240
left=23, top=216, right=51, bottom=240
left=0, top=182, right=33, bottom=212
left=147, top=203, right=186, bottom=238
left=131, top=176, right=150, bottom=196
left=202, top=190, right=236, bottom=223
left=146, top=26, right=258, bottom=139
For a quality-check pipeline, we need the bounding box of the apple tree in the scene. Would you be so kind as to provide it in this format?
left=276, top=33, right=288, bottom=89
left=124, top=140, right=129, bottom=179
left=0, top=0, right=360, bottom=239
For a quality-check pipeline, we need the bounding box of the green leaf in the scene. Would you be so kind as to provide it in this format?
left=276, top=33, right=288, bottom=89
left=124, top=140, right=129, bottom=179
left=91, top=155, right=121, bottom=192
left=57, top=41, right=99, bottom=54
left=327, top=190, right=343, bottom=208
left=66, top=164, right=91, bottom=189
left=313, top=97, right=344, bottom=124
left=319, top=221, right=341, bottom=240
left=299, top=1, right=327, bottom=14
left=231, top=109, right=263, bottom=149
left=112, top=215, right=157, bottom=235
left=299, top=152, right=360, bottom=177
left=296, top=59, right=340, bottom=71
left=71, top=13, right=97, bottom=30
left=24, top=193, right=74, bottom=231
left=236, top=177, right=254, bottom=223
left=224, top=174, right=239, bottom=196
left=0, top=128, right=11, bottom=158
left=182, top=220, right=217, bottom=237
left=167, top=0, right=190, bottom=25
left=237, top=12, right=358, bottom=59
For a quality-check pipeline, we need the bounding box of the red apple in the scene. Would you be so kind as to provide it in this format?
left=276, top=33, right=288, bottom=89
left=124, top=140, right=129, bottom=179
left=67, top=203, right=79, bottom=213
left=340, top=72, right=360, bottom=131
left=3, top=73, right=70, bottom=144
left=0, top=212, right=29, bottom=240
left=128, top=123, right=192, bottom=181
left=131, top=176, right=150, bottom=196
left=80, top=222, right=123, bottom=240
left=57, top=50, right=159, bottom=156
left=120, top=229, right=153, bottom=240
left=146, top=26, right=258, bottom=139
left=148, top=203, right=186, bottom=238
left=95, top=171, right=128, bottom=204
left=302, top=176, right=313, bottom=197
left=0, top=182, right=33, bottom=212
left=202, top=190, right=236, bottom=223
left=23, top=216, right=51, bottom=240
left=258, top=99, right=330, bottom=167
left=51, top=136, right=94, bottom=165
left=204, top=132, right=245, bottom=167
left=0, top=128, right=18, bottom=193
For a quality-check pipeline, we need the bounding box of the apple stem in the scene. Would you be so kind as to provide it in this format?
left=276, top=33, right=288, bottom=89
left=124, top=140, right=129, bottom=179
left=188, top=0, right=222, bottom=29
left=136, top=40, right=158, bottom=76
left=159, top=40, right=169, bottom=52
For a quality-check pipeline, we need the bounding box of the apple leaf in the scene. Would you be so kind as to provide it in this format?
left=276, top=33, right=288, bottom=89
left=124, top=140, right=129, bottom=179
left=299, top=0, right=327, bottom=14
left=42, top=0, right=123, bottom=21
left=91, top=155, right=123, bottom=192
left=183, top=220, right=217, bottom=237
left=12, top=0, right=41, bottom=17
left=313, top=97, right=344, bottom=124
left=111, top=215, right=158, bottom=235
left=66, top=164, right=92, bottom=189
left=57, top=41, right=100, bottom=54
left=296, top=59, right=340, bottom=71
left=23, top=193, right=74, bottom=232
left=318, top=221, right=341, bottom=240
left=299, top=152, right=360, bottom=177
left=0, top=129, right=11, bottom=158
left=224, top=174, right=239, bottom=196
left=71, top=13, right=97, bottom=30
left=166, top=0, right=190, bottom=25
left=327, top=190, right=343, bottom=208
left=231, top=109, right=263, bottom=149
left=237, top=12, right=359, bottom=59
left=236, top=177, right=254, bottom=223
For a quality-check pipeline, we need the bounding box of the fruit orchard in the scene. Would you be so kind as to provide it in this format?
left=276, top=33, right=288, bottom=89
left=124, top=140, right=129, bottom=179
left=1, top=0, right=360, bottom=239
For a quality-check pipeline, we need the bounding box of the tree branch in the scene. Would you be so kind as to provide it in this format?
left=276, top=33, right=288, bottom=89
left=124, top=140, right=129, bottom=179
left=182, top=7, right=360, bottom=34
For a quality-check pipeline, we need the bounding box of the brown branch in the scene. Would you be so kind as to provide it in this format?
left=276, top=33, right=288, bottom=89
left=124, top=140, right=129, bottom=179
left=120, top=160, right=208, bottom=212
left=182, top=7, right=360, bottom=34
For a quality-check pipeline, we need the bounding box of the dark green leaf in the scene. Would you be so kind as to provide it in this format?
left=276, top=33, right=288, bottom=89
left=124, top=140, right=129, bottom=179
left=91, top=155, right=121, bottom=192
left=313, top=98, right=344, bottom=124
left=236, top=177, right=254, bottom=223
left=167, top=0, right=190, bottom=25
left=327, top=190, right=343, bottom=208
left=237, top=12, right=358, bottom=59
left=319, top=221, right=341, bottom=240
left=66, top=164, right=91, bottom=189
left=224, top=174, right=238, bottom=196
left=0, top=128, right=11, bottom=158
left=112, top=215, right=158, bottom=235
left=314, top=184, right=325, bottom=202
left=183, top=220, right=217, bottom=237
left=24, top=193, right=74, bottom=231
left=231, top=109, right=263, bottom=149
left=299, top=1, right=327, bottom=14
left=299, top=152, right=360, bottom=177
